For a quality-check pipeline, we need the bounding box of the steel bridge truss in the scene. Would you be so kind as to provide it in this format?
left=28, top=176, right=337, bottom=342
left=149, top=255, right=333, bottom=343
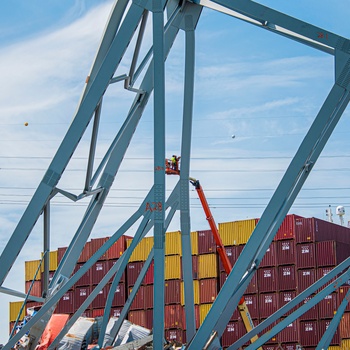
left=1, top=0, right=350, bottom=349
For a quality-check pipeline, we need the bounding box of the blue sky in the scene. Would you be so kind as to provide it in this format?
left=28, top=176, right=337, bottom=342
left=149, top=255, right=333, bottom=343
left=0, top=0, right=349, bottom=344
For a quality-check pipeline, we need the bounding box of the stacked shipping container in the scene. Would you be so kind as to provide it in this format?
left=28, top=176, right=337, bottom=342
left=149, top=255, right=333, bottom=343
left=9, top=215, right=350, bottom=349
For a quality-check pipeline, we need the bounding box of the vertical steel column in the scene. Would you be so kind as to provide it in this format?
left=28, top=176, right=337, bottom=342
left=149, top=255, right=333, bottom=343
left=179, top=12, right=197, bottom=341
left=152, top=0, right=166, bottom=348
left=42, top=203, right=50, bottom=296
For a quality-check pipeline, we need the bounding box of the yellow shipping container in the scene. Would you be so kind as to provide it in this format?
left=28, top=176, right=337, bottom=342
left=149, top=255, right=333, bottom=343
left=165, top=231, right=182, bottom=256
left=9, top=301, right=25, bottom=322
left=180, top=280, right=200, bottom=305
left=25, top=260, right=41, bottom=281
left=190, top=231, right=198, bottom=255
left=198, top=254, right=218, bottom=279
left=199, top=303, right=213, bottom=325
left=165, top=255, right=181, bottom=280
left=218, top=219, right=256, bottom=246
left=328, top=347, right=341, bottom=350
left=127, top=236, right=153, bottom=262
left=41, top=250, right=58, bottom=272
left=341, top=339, right=350, bottom=349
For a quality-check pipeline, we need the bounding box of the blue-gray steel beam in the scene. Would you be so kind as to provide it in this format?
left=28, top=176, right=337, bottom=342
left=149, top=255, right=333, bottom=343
left=179, top=6, right=201, bottom=340
left=229, top=257, right=350, bottom=349
left=208, top=0, right=349, bottom=56
left=316, top=288, right=350, bottom=350
left=43, top=204, right=50, bottom=295
left=187, top=59, right=350, bottom=349
left=0, top=2, right=145, bottom=287
left=0, top=287, right=44, bottom=303
left=244, top=268, right=350, bottom=350
left=152, top=0, right=167, bottom=348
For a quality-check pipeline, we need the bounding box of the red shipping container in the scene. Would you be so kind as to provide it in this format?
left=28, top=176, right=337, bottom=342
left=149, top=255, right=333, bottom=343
left=317, top=266, right=337, bottom=292
left=111, top=283, right=126, bottom=307
left=319, top=292, right=339, bottom=319
left=277, top=265, right=297, bottom=291
left=279, top=291, right=297, bottom=317
left=221, top=321, right=246, bottom=348
left=274, top=214, right=303, bottom=241
left=182, top=305, right=200, bottom=330
left=319, top=319, right=341, bottom=345
left=197, top=230, right=216, bottom=254
left=92, top=308, right=105, bottom=317
left=165, top=279, right=181, bottom=304
left=127, top=261, right=144, bottom=287
left=146, top=309, right=153, bottom=330
left=91, top=260, right=110, bottom=285
left=78, top=241, right=91, bottom=263
left=165, top=329, right=185, bottom=343
left=316, top=240, right=350, bottom=267
left=276, top=319, right=299, bottom=343
left=57, top=246, right=67, bottom=264
left=243, top=294, right=259, bottom=319
left=338, top=285, right=350, bottom=312
left=74, top=263, right=92, bottom=287
left=259, top=319, right=278, bottom=344
left=260, top=242, right=277, bottom=268
left=299, top=320, right=320, bottom=347
left=294, top=217, right=314, bottom=243
left=41, top=271, right=55, bottom=292
left=258, top=267, right=277, bottom=293
left=340, top=312, right=350, bottom=339
left=262, top=346, right=279, bottom=350
left=74, top=286, right=92, bottom=311
left=299, top=295, right=319, bottom=320
left=129, top=285, right=145, bottom=310
left=164, top=304, right=184, bottom=329
left=90, top=237, right=109, bottom=260
left=109, top=259, right=126, bottom=284
left=281, top=344, right=300, bottom=350
left=144, top=261, right=154, bottom=285
left=219, top=246, right=237, bottom=271
left=91, top=284, right=109, bottom=309
left=110, top=308, right=122, bottom=318
left=106, top=235, right=130, bottom=260
left=128, top=310, right=147, bottom=328
left=259, top=293, right=279, bottom=319
left=25, top=280, right=42, bottom=298
left=296, top=243, right=316, bottom=269
left=199, top=278, right=218, bottom=304
left=181, top=255, right=199, bottom=280
left=297, top=268, right=316, bottom=293
left=276, top=240, right=296, bottom=265
left=245, top=272, right=258, bottom=294
left=144, top=284, right=154, bottom=309
left=56, top=290, right=74, bottom=314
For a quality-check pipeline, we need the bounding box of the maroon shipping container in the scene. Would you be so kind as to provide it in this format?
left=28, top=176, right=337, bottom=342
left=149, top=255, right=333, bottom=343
left=319, top=292, right=339, bottom=319
left=279, top=291, right=297, bottom=317
left=57, top=246, right=67, bottom=264
left=81, top=309, right=92, bottom=317
left=259, top=293, right=279, bottom=319
left=221, top=321, right=246, bottom=348
left=182, top=305, right=200, bottom=330
left=219, top=246, right=237, bottom=271
left=41, top=271, right=55, bottom=293
left=145, top=309, right=153, bottom=330
left=128, top=310, right=147, bottom=328
left=164, top=304, right=184, bottom=329
left=296, top=243, right=316, bottom=269
left=316, top=240, right=350, bottom=267
left=280, top=344, right=300, bottom=350
left=338, top=286, right=350, bottom=312
left=111, top=308, right=122, bottom=318
left=197, top=230, right=216, bottom=254
left=260, top=242, right=277, bottom=268
left=339, top=312, right=350, bottom=339
left=243, top=294, right=259, bottom=319
left=109, top=259, right=126, bottom=283
left=294, top=217, right=314, bottom=243
left=78, top=241, right=91, bottom=263
left=74, top=263, right=92, bottom=287
left=144, top=261, right=154, bottom=285
left=74, top=286, right=92, bottom=311
left=199, top=278, right=218, bottom=304
left=91, top=260, right=110, bottom=285
left=129, top=285, right=145, bottom=310
left=110, top=283, right=126, bottom=307
left=276, top=240, right=296, bottom=265
left=144, top=284, right=153, bottom=309
left=56, top=290, right=74, bottom=314
left=127, top=261, right=144, bottom=287
left=165, top=329, right=185, bottom=343
left=106, top=235, right=130, bottom=260
left=297, top=268, right=316, bottom=293
left=299, top=320, right=320, bottom=347
left=317, top=266, right=337, bottom=292
left=259, top=319, right=278, bottom=344
left=165, top=279, right=181, bottom=304
left=91, top=284, right=109, bottom=309
left=277, top=265, right=297, bottom=291
left=219, top=271, right=257, bottom=294
left=274, top=214, right=303, bottom=241
left=299, top=295, right=319, bottom=320
left=90, top=237, right=109, bottom=261
left=319, top=319, right=341, bottom=345
left=257, top=267, right=278, bottom=293
left=276, top=319, right=299, bottom=343
left=25, top=280, right=42, bottom=297
left=181, top=255, right=199, bottom=280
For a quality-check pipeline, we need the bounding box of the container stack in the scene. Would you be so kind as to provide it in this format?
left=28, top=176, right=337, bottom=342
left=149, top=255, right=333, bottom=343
left=9, top=215, right=350, bottom=349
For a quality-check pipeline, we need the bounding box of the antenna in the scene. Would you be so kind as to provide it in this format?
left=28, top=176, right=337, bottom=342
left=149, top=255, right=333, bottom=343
left=336, top=205, right=345, bottom=226
left=325, top=205, right=333, bottom=223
